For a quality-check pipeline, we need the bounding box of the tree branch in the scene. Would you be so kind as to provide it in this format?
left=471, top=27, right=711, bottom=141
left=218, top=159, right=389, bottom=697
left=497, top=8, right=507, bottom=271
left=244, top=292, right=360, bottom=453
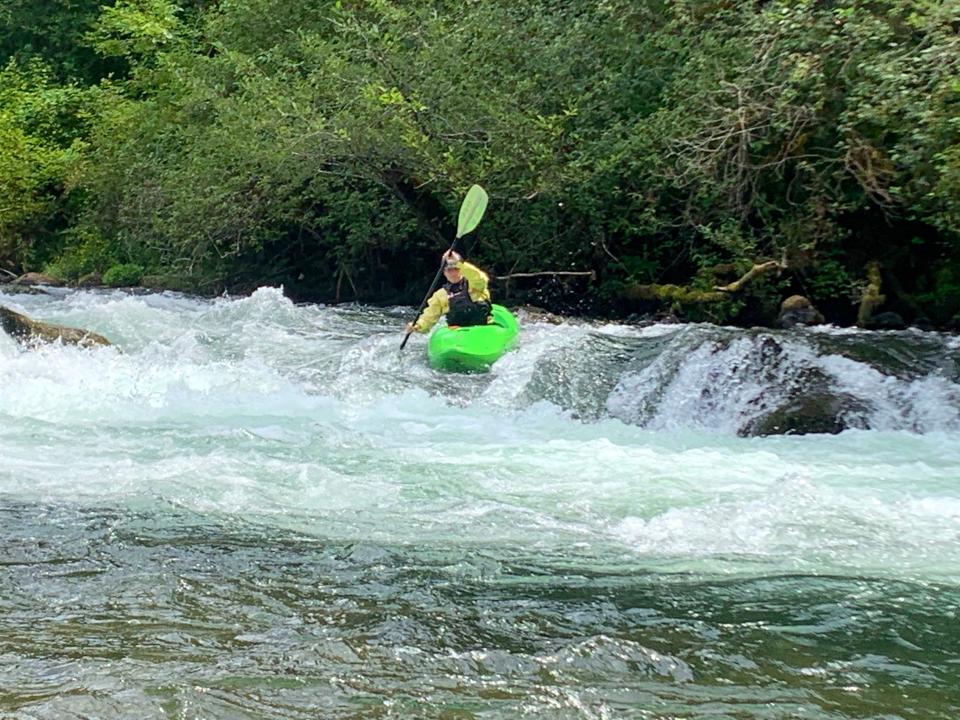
left=712, top=260, right=783, bottom=293
left=495, top=271, right=595, bottom=280
left=624, top=284, right=729, bottom=304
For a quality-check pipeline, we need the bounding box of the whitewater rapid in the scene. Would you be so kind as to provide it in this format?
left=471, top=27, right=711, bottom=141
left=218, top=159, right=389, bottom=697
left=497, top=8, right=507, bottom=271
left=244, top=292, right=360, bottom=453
left=2, top=286, right=958, bottom=580
left=2, top=286, right=959, bottom=719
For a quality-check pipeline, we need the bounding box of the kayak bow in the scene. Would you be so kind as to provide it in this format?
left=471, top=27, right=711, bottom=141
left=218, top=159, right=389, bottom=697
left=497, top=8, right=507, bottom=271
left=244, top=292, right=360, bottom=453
left=427, top=304, right=519, bottom=372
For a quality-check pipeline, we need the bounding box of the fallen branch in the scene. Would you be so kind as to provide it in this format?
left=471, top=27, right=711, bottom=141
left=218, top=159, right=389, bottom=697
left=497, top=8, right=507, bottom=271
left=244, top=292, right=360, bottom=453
left=712, top=260, right=783, bottom=293
left=624, top=284, right=729, bottom=304
left=495, top=271, right=595, bottom=281
left=626, top=257, right=785, bottom=305
left=0, top=267, right=17, bottom=279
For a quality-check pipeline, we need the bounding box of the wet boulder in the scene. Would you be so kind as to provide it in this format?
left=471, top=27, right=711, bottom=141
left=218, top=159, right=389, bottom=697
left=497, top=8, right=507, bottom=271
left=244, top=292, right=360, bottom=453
left=778, top=295, right=825, bottom=329
left=0, top=306, right=111, bottom=348
left=742, top=391, right=868, bottom=437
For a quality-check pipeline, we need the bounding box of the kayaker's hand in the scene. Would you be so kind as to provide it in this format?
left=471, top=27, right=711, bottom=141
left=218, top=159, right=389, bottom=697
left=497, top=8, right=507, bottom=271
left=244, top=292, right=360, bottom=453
left=405, top=322, right=417, bottom=334
left=442, top=250, right=462, bottom=265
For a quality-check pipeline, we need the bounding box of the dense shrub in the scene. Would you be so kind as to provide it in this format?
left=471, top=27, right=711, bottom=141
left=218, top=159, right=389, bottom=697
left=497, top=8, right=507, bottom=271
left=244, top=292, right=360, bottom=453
left=102, top=262, right=144, bottom=287
left=1, top=1, right=958, bottom=323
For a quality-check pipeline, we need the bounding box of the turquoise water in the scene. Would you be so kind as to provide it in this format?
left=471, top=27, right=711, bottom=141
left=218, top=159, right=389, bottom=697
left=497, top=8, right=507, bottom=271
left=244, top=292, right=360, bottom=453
left=2, top=287, right=959, bottom=718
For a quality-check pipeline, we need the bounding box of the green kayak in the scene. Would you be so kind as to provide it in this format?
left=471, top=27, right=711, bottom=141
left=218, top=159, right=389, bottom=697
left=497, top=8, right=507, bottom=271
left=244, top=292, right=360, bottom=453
left=427, top=304, right=519, bottom=372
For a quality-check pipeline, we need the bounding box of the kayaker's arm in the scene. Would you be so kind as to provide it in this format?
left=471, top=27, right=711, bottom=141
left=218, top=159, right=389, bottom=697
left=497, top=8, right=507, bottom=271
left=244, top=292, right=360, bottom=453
left=412, top=289, right=450, bottom=332
left=457, top=261, right=491, bottom=302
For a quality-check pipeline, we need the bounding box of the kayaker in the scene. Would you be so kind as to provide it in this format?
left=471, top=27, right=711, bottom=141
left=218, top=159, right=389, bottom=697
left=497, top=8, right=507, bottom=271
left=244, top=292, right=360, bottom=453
left=405, top=250, right=492, bottom=333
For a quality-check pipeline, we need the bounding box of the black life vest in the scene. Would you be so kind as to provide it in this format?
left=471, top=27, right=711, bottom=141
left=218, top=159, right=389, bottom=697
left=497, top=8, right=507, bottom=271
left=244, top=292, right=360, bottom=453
left=444, top=278, right=491, bottom=327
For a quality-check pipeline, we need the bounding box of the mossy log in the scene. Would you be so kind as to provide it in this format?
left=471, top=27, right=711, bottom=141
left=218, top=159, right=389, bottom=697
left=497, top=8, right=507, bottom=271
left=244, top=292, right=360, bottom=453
left=624, top=284, right=730, bottom=303
left=0, top=306, right=111, bottom=347
left=625, top=260, right=784, bottom=304
left=856, top=260, right=885, bottom=328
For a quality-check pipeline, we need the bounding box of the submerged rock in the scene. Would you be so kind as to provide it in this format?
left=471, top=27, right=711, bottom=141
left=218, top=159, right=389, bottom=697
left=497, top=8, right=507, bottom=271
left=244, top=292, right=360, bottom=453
left=0, top=306, right=111, bottom=348
left=742, top=391, right=867, bottom=437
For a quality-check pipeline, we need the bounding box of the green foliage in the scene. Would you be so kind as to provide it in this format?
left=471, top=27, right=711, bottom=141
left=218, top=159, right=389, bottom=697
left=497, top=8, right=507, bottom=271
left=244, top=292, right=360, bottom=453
left=2, top=0, right=959, bottom=324
left=915, top=266, right=960, bottom=324
left=0, top=60, right=92, bottom=269
left=0, top=61, right=96, bottom=145
left=43, top=228, right=114, bottom=280
left=806, top=254, right=857, bottom=304
left=693, top=222, right=759, bottom=272
left=74, top=1, right=669, bottom=294
left=0, top=111, right=51, bottom=259
left=88, top=0, right=184, bottom=62
left=929, top=145, right=960, bottom=238
left=102, top=262, right=144, bottom=286
left=0, top=0, right=109, bottom=82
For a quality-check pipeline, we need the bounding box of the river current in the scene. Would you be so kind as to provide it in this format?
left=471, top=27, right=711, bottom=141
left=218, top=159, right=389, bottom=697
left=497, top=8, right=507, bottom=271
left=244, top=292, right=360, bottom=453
left=1, top=286, right=958, bottom=719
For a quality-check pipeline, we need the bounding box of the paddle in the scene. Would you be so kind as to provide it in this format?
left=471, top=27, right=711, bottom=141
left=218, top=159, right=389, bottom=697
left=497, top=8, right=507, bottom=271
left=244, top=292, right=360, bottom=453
left=400, top=184, right=489, bottom=350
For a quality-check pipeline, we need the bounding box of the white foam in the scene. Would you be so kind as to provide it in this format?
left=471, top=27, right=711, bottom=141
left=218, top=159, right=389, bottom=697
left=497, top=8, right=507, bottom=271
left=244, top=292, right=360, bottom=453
left=2, top=288, right=959, bottom=583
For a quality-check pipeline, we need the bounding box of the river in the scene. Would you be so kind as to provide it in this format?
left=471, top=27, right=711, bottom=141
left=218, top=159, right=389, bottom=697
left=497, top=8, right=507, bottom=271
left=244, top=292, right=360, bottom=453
left=2, top=286, right=958, bottom=718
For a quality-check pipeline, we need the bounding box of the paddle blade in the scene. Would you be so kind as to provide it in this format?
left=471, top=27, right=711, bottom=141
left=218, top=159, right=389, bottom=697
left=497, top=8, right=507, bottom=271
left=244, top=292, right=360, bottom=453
left=456, top=184, right=488, bottom=238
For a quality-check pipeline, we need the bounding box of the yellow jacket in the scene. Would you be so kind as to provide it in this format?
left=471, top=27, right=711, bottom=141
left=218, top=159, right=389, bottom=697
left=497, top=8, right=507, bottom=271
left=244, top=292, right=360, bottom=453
left=413, top=261, right=491, bottom=332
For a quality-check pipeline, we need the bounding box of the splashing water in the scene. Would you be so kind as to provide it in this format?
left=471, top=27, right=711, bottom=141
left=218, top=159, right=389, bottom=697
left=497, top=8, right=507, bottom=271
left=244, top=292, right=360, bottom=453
left=1, top=287, right=958, bottom=719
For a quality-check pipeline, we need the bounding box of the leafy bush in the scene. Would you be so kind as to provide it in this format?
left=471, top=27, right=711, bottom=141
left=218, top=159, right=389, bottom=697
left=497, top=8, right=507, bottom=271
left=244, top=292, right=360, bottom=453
left=102, top=262, right=144, bottom=287
left=916, top=267, right=960, bottom=325
left=0, top=60, right=93, bottom=270
left=3, top=0, right=959, bottom=322
left=44, top=228, right=113, bottom=280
